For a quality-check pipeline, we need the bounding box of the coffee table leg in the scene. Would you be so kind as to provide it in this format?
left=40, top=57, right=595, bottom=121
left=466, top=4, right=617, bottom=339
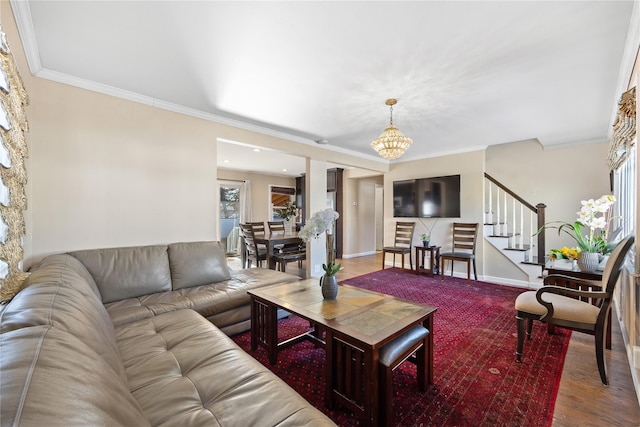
left=250, top=296, right=279, bottom=365
left=324, top=330, right=334, bottom=409
left=423, top=315, right=434, bottom=384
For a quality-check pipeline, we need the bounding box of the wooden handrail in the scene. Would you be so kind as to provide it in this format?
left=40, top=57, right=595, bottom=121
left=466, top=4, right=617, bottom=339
left=484, top=173, right=537, bottom=212
left=484, top=172, right=547, bottom=266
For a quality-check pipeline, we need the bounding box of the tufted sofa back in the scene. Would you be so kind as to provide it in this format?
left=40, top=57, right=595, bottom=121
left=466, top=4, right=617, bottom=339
left=69, top=241, right=230, bottom=304
left=0, top=253, right=150, bottom=425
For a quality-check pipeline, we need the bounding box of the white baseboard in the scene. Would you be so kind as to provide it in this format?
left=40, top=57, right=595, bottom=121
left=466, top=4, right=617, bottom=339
left=342, top=251, right=377, bottom=259
left=481, top=275, right=540, bottom=290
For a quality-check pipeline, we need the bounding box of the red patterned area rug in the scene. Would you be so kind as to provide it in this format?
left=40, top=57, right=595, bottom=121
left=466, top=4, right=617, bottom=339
left=231, top=269, right=571, bottom=426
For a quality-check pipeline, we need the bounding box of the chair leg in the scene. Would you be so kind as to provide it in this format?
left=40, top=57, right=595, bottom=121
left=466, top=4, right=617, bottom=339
left=472, top=259, right=478, bottom=281
left=516, top=314, right=525, bottom=362
left=382, top=251, right=386, bottom=270
left=440, top=258, right=446, bottom=280
left=409, top=251, right=413, bottom=271
left=595, top=324, right=609, bottom=385
left=526, top=319, right=533, bottom=340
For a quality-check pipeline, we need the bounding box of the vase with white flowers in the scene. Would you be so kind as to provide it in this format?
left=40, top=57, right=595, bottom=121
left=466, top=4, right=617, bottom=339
left=276, top=201, right=298, bottom=235
left=299, top=208, right=341, bottom=299
left=537, top=195, right=617, bottom=273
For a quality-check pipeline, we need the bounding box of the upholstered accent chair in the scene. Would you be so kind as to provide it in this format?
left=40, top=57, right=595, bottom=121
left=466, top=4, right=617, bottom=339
left=515, top=235, right=634, bottom=385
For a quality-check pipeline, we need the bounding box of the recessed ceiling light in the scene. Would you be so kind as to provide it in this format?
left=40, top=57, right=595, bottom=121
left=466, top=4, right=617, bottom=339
left=223, top=159, right=230, bottom=163
left=253, top=148, right=261, bottom=152
left=282, top=168, right=288, bottom=172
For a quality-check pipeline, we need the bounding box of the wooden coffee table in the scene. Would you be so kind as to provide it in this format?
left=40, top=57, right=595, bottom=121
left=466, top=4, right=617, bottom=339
left=248, top=279, right=437, bottom=426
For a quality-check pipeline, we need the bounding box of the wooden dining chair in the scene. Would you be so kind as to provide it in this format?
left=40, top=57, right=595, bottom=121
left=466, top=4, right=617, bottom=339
left=268, top=221, right=285, bottom=233
left=382, top=222, right=416, bottom=271
left=249, top=221, right=266, bottom=234
left=269, top=220, right=304, bottom=267
left=440, top=222, right=479, bottom=283
left=239, top=223, right=267, bottom=268
left=515, top=235, right=634, bottom=385
left=274, top=247, right=306, bottom=273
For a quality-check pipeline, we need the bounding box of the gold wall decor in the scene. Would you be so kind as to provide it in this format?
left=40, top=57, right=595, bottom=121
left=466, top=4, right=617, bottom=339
left=0, top=26, right=30, bottom=303
left=607, top=86, right=636, bottom=171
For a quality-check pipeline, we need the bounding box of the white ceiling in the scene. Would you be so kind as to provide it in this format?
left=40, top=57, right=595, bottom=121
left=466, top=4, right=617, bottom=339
left=11, top=1, right=635, bottom=177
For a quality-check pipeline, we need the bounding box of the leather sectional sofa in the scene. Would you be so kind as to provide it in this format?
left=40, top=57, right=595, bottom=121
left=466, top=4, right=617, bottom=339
left=1, top=241, right=335, bottom=426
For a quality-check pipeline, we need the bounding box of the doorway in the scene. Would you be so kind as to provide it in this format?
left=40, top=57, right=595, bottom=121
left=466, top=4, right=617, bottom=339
left=375, top=184, right=384, bottom=251
left=218, top=180, right=243, bottom=255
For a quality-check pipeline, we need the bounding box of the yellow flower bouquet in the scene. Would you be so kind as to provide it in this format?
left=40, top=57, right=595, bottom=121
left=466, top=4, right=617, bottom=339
left=549, top=246, right=581, bottom=260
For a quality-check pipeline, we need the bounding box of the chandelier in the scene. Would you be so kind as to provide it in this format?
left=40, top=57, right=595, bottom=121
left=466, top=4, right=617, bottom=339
left=370, top=98, right=413, bottom=160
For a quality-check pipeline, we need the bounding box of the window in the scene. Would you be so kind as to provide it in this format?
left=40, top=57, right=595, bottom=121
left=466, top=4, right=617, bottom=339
left=270, top=185, right=297, bottom=221
left=219, top=182, right=243, bottom=255
left=613, top=144, right=636, bottom=252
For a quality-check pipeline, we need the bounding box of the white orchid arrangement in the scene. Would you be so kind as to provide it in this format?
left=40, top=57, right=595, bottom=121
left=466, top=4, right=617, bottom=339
left=299, top=208, right=341, bottom=275
left=298, top=208, right=340, bottom=241
left=539, top=194, right=617, bottom=255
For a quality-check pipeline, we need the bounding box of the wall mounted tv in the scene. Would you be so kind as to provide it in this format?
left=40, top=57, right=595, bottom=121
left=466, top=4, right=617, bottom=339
left=393, top=174, right=461, bottom=218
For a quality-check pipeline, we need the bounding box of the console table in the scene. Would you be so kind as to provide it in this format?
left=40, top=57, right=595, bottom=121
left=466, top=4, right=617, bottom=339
left=415, top=245, right=441, bottom=276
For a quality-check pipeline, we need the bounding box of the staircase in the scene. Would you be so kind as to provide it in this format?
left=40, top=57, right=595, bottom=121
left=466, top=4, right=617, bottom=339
left=484, top=173, right=546, bottom=287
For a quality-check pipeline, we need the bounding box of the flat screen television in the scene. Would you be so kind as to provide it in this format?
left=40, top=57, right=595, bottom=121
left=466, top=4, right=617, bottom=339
left=393, top=174, right=461, bottom=218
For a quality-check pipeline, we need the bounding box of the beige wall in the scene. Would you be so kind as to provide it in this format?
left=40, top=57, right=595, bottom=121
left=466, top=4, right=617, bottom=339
left=27, top=79, right=220, bottom=264
left=486, top=139, right=611, bottom=253
left=0, top=2, right=315, bottom=267
left=385, top=150, right=485, bottom=275
left=1, top=0, right=620, bottom=284
left=217, top=169, right=295, bottom=223
left=342, top=170, right=382, bottom=257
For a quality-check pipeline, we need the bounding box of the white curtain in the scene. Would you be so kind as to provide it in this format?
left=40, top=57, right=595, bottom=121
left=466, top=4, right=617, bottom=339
left=240, top=180, right=252, bottom=223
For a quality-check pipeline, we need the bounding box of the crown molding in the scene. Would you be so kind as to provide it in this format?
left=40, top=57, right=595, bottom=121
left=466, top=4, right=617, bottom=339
left=10, top=0, right=41, bottom=74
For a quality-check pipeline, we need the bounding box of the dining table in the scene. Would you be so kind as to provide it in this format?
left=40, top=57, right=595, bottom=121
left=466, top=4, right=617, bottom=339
left=249, top=231, right=304, bottom=270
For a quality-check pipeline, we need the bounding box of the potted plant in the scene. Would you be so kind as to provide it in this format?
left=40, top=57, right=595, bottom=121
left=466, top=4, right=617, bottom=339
left=320, top=261, right=342, bottom=300
left=276, top=201, right=298, bottom=233
left=418, top=218, right=438, bottom=248
left=276, top=201, right=298, bottom=221
left=538, top=194, right=617, bottom=272
left=299, top=208, right=341, bottom=299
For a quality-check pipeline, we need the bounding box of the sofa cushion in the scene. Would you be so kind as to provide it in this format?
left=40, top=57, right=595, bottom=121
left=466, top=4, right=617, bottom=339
left=114, top=309, right=334, bottom=426
left=168, top=241, right=230, bottom=290
left=25, top=253, right=101, bottom=299
left=71, top=244, right=172, bottom=303
left=0, top=326, right=150, bottom=426
left=1, top=254, right=128, bottom=383
left=104, top=268, right=300, bottom=328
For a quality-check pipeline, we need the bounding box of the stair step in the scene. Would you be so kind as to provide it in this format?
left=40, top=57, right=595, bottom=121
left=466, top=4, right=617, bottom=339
left=524, top=256, right=543, bottom=265
left=488, top=233, right=519, bottom=238
left=504, top=244, right=531, bottom=252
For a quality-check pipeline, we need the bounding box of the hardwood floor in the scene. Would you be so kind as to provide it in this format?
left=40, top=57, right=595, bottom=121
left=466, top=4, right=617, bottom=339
left=232, top=252, right=640, bottom=425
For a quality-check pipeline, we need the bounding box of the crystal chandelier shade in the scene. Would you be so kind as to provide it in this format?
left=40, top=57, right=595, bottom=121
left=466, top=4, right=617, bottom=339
left=371, top=99, right=413, bottom=160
